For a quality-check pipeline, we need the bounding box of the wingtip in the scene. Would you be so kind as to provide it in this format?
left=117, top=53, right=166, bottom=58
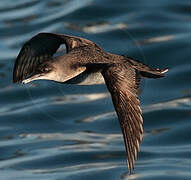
left=12, top=72, right=20, bottom=83
left=12, top=75, right=17, bottom=83
left=13, top=72, right=23, bottom=84
left=128, top=166, right=133, bottom=176
left=12, top=78, right=21, bottom=84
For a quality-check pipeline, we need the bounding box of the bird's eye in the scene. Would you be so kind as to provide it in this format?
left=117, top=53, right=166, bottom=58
left=41, top=67, right=49, bottom=73
left=37, top=64, right=50, bottom=74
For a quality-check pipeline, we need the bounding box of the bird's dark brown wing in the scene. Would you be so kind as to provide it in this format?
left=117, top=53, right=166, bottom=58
left=102, top=63, right=143, bottom=174
left=13, top=32, right=95, bottom=83
left=13, top=33, right=63, bottom=83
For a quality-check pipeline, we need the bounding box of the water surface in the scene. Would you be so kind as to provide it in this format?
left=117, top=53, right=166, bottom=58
left=0, top=0, right=191, bottom=179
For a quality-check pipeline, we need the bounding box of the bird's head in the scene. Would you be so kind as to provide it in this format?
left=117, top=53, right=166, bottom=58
left=22, top=56, right=86, bottom=84
left=22, top=61, right=58, bottom=84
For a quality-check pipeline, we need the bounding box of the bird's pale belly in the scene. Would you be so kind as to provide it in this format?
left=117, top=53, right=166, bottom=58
left=65, top=72, right=105, bottom=85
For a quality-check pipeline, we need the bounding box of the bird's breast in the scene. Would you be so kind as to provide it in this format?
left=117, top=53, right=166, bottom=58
left=65, top=71, right=105, bottom=85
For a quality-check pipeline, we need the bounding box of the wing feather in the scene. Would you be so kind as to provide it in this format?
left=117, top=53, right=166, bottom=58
left=13, top=33, right=62, bottom=82
left=102, top=64, right=143, bottom=174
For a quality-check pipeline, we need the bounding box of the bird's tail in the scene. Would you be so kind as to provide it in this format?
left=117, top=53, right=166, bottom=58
left=127, top=58, right=168, bottom=78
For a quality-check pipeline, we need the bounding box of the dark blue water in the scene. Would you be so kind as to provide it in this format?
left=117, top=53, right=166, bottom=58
left=1, top=0, right=191, bottom=179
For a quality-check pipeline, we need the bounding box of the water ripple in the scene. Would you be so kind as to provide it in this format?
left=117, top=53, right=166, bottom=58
left=1, top=0, right=191, bottom=179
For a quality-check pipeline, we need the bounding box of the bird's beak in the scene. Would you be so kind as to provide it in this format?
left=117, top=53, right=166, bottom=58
left=22, top=74, right=41, bottom=84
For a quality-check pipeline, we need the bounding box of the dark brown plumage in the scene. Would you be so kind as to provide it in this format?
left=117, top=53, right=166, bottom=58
left=13, top=32, right=168, bottom=174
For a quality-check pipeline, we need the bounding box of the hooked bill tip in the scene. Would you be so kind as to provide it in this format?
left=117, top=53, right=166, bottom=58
left=21, top=74, right=40, bottom=84
left=22, top=79, right=30, bottom=84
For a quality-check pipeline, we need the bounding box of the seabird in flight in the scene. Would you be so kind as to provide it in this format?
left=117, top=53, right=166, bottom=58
left=13, top=32, right=168, bottom=174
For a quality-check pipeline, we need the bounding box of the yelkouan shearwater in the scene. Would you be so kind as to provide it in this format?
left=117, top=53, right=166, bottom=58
left=13, top=33, right=168, bottom=174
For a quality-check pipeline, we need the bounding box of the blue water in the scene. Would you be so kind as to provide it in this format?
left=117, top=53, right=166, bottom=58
left=1, top=0, right=191, bottom=179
